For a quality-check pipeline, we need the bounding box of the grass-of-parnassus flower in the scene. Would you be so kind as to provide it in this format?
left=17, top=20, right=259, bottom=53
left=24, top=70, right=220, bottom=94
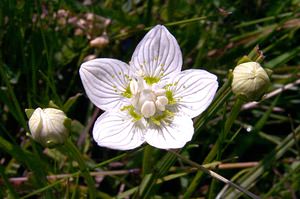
left=80, top=25, right=218, bottom=150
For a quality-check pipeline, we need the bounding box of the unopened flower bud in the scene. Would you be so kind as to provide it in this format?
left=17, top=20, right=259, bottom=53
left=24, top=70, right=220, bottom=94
left=27, top=108, right=69, bottom=148
left=232, top=62, right=270, bottom=101
left=89, top=36, right=109, bottom=48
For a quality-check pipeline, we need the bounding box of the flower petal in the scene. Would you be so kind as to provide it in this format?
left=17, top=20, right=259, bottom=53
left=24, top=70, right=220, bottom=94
left=145, top=114, right=194, bottom=149
left=130, top=25, right=182, bottom=81
left=80, top=58, right=132, bottom=111
left=170, top=69, right=218, bottom=118
left=93, top=111, right=145, bottom=150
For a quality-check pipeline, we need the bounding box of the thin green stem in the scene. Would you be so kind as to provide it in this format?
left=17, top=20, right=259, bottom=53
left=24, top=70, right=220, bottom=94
left=182, top=75, right=233, bottom=199
left=0, top=65, right=27, bottom=130
left=62, top=140, right=96, bottom=199
left=21, top=152, right=129, bottom=199
left=222, top=125, right=300, bottom=198
left=194, top=74, right=233, bottom=132
left=235, top=12, right=292, bottom=28
left=169, top=150, right=260, bottom=199
left=113, top=16, right=207, bottom=39
left=163, top=16, right=207, bottom=28
left=0, top=136, right=52, bottom=198
left=92, top=152, right=129, bottom=169
left=142, top=145, right=155, bottom=176
left=184, top=95, right=243, bottom=198
left=22, top=178, right=65, bottom=199
left=205, top=97, right=243, bottom=164
left=136, top=149, right=180, bottom=199
left=0, top=165, right=20, bottom=199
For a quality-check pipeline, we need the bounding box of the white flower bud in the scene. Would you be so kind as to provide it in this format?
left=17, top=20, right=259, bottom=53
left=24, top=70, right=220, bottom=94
left=28, top=108, right=69, bottom=148
left=232, top=62, right=270, bottom=101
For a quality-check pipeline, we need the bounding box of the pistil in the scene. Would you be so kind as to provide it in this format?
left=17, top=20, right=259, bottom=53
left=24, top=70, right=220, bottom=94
left=129, top=78, right=169, bottom=118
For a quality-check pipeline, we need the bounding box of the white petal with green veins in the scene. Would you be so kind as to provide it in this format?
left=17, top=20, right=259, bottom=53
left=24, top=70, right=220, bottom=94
left=130, top=25, right=182, bottom=81
left=80, top=58, right=132, bottom=110
left=169, top=69, right=218, bottom=118
left=93, top=111, right=145, bottom=150
left=145, top=114, right=194, bottom=149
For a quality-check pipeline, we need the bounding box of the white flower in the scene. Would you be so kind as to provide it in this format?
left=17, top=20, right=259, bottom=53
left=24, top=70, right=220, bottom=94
left=80, top=25, right=218, bottom=150
left=28, top=108, right=69, bottom=147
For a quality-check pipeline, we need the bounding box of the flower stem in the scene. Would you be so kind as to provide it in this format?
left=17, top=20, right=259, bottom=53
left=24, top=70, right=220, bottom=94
left=169, top=150, right=260, bottom=199
left=0, top=136, right=53, bottom=198
left=194, top=73, right=233, bottom=133
left=185, top=90, right=244, bottom=198
left=0, top=165, right=20, bottom=199
left=62, top=140, right=96, bottom=199
left=142, top=145, right=155, bottom=176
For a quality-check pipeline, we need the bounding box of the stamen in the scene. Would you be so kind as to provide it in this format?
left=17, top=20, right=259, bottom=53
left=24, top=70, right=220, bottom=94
left=154, top=89, right=166, bottom=96
left=157, top=96, right=168, bottom=105
left=130, top=79, right=138, bottom=95
left=129, top=77, right=171, bottom=119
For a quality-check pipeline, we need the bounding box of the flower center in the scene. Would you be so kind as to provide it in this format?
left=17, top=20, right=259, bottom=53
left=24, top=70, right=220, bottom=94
left=130, top=78, right=168, bottom=118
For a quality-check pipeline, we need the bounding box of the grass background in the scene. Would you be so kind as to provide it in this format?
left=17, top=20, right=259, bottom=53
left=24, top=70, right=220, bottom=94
left=0, top=0, right=300, bottom=198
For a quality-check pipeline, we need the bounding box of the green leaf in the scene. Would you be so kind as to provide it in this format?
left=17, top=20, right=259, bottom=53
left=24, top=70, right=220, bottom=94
left=62, top=93, right=83, bottom=113
left=220, top=125, right=300, bottom=198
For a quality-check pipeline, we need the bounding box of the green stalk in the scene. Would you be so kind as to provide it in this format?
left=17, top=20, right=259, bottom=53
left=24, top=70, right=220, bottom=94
left=0, top=165, right=19, bottom=199
left=136, top=149, right=180, bottom=199
left=194, top=74, right=232, bottom=133
left=222, top=125, right=300, bottom=198
left=113, top=16, right=207, bottom=39
left=0, top=65, right=27, bottom=130
left=169, top=150, right=260, bottom=199
left=60, top=140, right=96, bottom=199
left=164, top=16, right=207, bottom=27
left=235, top=12, right=292, bottom=28
left=22, top=152, right=129, bottom=198
left=0, top=136, right=53, bottom=198
left=184, top=97, right=244, bottom=198
left=142, top=145, right=155, bottom=176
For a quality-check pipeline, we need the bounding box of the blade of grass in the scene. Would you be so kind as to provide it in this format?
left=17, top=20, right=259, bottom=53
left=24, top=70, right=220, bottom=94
left=262, top=161, right=300, bottom=198
left=21, top=152, right=129, bottom=199
left=184, top=97, right=244, bottom=198
left=264, top=46, right=300, bottom=68
left=0, top=65, right=27, bottom=129
left=0, top=136, right=53, bottom=198
left=0, top=165, right=19, bottom=199
left=135, top=149, right=180, bottom=199
left=59, top=139, right=97, bottom=199
left=184, top=46, right=267, bottom=198
left=194, top=73, right=233, bottom=133
left=169, top=150, right=260, bottom=199
left=219, top=124, right=300, bottom=198
left=113, top=16, right=207, bottom=39
left=235, top=12, right=292, bottom=28
left=142, top=145, right=155, bottom=176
